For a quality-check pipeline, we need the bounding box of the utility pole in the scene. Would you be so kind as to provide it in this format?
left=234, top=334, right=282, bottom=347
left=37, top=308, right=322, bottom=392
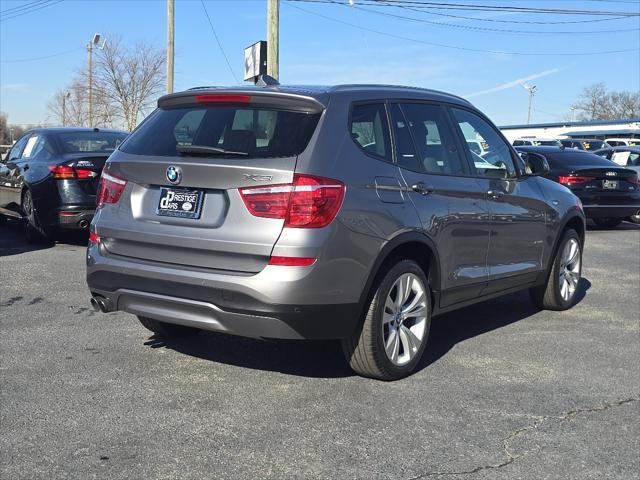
left=267, top=0, right=279, bottom=80
left=167, top=0, right=175, bottom=93
left=88, top=40, right=93, bottom=127
left=522, top=83, right=537, bottom=125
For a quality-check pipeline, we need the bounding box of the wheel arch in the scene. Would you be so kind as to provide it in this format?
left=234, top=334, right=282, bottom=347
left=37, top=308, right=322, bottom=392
left=358, top=231, right=442, bottom=312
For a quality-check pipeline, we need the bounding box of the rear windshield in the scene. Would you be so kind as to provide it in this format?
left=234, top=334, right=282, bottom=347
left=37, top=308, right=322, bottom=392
left=547, top=151, right=616, bottom=168
left=58, top=132, right=127, bottom=153
left=120, top=106, right=321, bottom=158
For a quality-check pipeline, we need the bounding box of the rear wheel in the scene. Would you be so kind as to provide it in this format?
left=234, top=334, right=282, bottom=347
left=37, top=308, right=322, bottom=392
left=530, top=229, right=582, bottom=311
left=629, top=213, right=640, bottom=224
left=22, top=189, right=53, bottom=244
left=342, top=260, right=431, bottom=381
left=137, top=316, right=200, bottom=338
left=593, top=217, right=622, bottom=229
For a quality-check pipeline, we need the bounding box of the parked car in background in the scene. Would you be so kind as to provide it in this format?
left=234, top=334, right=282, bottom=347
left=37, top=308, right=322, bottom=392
left=559, top=138, right=610, bottom=151
left=592, top=146, right=640, bottom=224
left=512, top=137, right=562, bottom=147
left=87, top=82, right=586, bottom=380
left=515, top=145, right=640, bottom=228
left=604, top=138, right=640, bottom=148
left=0, top=128, right=128, bottom=242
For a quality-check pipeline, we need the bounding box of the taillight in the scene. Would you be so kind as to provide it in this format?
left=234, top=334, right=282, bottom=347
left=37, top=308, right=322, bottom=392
left=49, top=165, right=95, bottom=179
left=195, top=94, right=251, bottom=104
left=96, top=171, right=127, bottom=209
left=559, top=175, right=595, bottom=186
left=88, top=232, right=100, bottom=244
left=239, top=174, right=345, bottom=228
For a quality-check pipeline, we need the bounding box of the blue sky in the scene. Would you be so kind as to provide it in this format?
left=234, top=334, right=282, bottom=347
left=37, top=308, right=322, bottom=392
left=1, top=0, right=639, bottom=127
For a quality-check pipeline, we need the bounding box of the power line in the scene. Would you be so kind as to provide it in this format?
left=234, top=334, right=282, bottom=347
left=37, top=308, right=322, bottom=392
left=284, top=1, right=640, bottom=56
left=0, top=0, right=50, bottom=16
left=342, top=1, right=640, bottom=35
left=0, top=47, right=82, bottom=64
left=0, top=0, right=63, bottom=22
left=291, top=0, right=638, bottom=24
left=200, top=0, right=240, bottom=83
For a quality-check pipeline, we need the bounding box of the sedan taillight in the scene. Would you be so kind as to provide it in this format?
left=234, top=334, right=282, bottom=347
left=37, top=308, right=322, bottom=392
left=49, top=165, right=95, bottom=179
left=239, top=174, right=345, bottom=228
left=96, top=172, right=127, bottom=209
left=559, top=175, right=595, bottom=186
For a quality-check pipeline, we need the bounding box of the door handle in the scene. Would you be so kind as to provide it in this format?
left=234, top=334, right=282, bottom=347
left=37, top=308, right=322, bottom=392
left=412, top=182, right=434, bottom=195
left=487, top=190, right=505, bottom=199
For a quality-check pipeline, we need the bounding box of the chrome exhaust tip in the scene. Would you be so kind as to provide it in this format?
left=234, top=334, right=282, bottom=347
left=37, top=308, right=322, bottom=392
left=90, top=296, right=112, bottom=313
left=78, top=219, right=89, bottom=229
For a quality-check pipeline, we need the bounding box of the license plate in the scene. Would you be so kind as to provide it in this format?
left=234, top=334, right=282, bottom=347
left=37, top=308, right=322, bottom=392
left=603, top=180, right=619, bottom=190
left=157, top=188, right=204, bottom=219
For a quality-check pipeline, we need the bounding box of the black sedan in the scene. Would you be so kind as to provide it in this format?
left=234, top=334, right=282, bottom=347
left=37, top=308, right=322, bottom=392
left=516, top=146, right=640, bottom=228
left=0, top=128, right=128, bottom=242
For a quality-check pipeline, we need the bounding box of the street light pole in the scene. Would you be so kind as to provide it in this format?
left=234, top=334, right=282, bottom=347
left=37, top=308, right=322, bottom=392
left=522, top=83, right=537, bottom=125
left=267, top=0, right=279, bottom=80
left=87, top=33, right=105, bottom=128
left=167, top=0, right=174, bottom=93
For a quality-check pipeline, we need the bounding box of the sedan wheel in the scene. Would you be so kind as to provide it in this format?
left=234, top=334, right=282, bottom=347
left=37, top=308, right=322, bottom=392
left=557, top=237, right=581, bottom=303
left=22, top=189, right=52, bottom=244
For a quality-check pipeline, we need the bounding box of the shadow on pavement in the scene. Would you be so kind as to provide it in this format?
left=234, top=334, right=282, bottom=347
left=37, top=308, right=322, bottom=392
left=145, top=278, right=592, bottom=379
left=0, top=218, right=88, bottom=257
left=587, top=220, right=640, bottom=232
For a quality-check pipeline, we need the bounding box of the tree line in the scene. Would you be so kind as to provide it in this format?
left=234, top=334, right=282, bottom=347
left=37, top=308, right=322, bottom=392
left=570, top=83, right=640, bottom=121
left=47, top=36, right=165, bottom=132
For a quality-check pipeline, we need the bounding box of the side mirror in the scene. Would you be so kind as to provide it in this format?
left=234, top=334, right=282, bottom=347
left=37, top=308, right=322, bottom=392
left=522, top=152, right=550, bottom=176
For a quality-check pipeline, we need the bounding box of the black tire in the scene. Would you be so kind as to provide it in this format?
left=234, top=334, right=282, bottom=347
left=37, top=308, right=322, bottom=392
left=22, top=189, right=53, bottom=244
left=0, top=215, right=6, bottom=225
left=138, top=316, right=200, bottom=337
left=628, top=214, right=640, bottom=224
left=592, top=217, right=622, bottom=229
left=342, top=259, right=431, bottom=381
left=530, top=229, right=582, bottom=311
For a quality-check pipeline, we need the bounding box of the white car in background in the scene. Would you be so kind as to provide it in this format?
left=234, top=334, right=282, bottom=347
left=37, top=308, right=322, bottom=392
left=605, top=138, right=640, bottom=147
left=512, top=137, right=562, bottom=147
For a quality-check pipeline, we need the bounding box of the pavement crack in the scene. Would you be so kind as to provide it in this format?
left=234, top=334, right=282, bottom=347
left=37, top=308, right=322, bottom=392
left=409, top=397, right=638, bottom=479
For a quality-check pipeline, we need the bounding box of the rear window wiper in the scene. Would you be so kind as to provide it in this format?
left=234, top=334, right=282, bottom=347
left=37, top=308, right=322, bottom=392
left=176, top=144, right=248, bottom=156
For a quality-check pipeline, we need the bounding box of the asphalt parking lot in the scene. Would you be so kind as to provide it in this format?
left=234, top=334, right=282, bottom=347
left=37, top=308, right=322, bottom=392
left=1, top=219, right=638, bottom=480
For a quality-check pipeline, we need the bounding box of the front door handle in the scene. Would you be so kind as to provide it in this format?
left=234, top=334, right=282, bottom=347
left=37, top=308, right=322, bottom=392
left=412, top=182, right=434, bottom=195
left=487, top=190, right=505, bottom=199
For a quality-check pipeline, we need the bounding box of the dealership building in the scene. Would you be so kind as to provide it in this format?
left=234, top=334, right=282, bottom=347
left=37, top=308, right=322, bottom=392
left=499, top=118, right=640, bottom=142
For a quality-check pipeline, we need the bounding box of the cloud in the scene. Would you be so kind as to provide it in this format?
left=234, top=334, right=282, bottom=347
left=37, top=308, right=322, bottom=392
left=0, top=83, right=30, bottom=93
left=464, top=68, right=560, bottom=99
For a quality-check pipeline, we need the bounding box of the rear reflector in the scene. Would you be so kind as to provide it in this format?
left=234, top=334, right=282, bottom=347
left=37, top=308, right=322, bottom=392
left=239, top=174, right=345, bottom=228
left=195, top=94, right=251, bottom=104
left=49, top=165, right=95, bottom=180
left=559, top=175, right=595, bottom=186
left=88, top=232, right=100, bottom=244
left=268, top=256, right=316, bottom=267
left=96, top=171, right=127, bottom=209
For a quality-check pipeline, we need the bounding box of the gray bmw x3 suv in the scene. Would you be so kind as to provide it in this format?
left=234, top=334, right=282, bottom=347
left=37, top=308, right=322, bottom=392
left=87, top=83, right=585, bottom=380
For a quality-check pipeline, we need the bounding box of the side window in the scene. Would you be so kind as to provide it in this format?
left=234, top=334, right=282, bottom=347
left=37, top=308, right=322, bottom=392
left=390, top=104, right=418, bottom=170
left=513, top=140, right=524, bottom=146
left=22, top=135, right=53, bottom=161
left=350, top=103, right=391, bottom=160
left=7, top=135, right=30, bottom=161
left=397, top=103, right=466, bottom=175
left=451, top=108, right=517, bottom=179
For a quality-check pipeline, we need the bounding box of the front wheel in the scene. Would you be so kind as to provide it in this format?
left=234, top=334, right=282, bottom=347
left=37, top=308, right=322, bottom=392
left=593, top=217, right=622, bottom=229
left=342, top=260, right=431, bottom=381
left=138, top=316, right=200, bottom=338
left=530, top=229, right=582, bottom=311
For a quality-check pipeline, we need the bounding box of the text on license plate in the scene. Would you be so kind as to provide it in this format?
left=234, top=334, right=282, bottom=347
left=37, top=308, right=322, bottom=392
left=603, top=180, right=619, bottom=190
left=157, top=188, right=204, bottom=219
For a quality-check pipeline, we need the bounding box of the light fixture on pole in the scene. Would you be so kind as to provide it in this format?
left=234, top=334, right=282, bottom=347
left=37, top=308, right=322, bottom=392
left=87, top=33, right=106, bottom=128
left=522, top=83, right=537, bottom=125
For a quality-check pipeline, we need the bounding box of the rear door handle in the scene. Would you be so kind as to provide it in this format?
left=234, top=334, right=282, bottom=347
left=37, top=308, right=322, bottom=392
left=487, top=190, right=505, bottom=199
left=412, top=182, right=434, bottom=195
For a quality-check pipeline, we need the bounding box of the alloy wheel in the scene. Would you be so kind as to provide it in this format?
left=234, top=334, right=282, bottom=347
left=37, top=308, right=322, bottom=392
left=558, top=238, right=581, bottom=302
left=382, top=273, right=428, bottom=366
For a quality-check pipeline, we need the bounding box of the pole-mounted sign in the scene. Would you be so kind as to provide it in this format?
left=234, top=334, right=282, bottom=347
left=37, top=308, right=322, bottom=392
left=244, top=41, right=267, bottom=83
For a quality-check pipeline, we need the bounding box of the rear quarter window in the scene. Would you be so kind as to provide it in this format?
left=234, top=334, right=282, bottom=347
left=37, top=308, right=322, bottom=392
left=120, top=106, right=320, bottom=158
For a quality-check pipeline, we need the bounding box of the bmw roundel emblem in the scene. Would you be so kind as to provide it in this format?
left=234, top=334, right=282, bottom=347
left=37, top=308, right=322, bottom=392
left=166, top=165, right=182, bottom=185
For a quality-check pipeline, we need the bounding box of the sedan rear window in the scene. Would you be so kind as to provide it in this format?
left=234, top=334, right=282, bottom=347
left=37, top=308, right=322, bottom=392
left=58, top=132, right=127, bottom=153
left=120, top=106, right=321, bottom=158
left=547, top=151, right=616, bottom=168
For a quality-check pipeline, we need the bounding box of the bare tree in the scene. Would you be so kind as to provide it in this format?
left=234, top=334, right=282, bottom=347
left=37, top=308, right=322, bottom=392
left=571, top=83, right=640, bottom=121
left=93, top=37, right=165, bottom=131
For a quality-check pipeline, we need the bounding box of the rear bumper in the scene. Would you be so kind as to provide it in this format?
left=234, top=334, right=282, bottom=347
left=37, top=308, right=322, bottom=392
left=582, top=204, right=640, bottom=219
left=86, top=245, right=362, bottom=340
left=54, top=207, right=95, bottom=229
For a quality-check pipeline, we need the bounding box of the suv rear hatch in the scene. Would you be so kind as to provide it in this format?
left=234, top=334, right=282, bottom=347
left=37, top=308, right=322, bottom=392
left=95, top=90, right=324, bottom=274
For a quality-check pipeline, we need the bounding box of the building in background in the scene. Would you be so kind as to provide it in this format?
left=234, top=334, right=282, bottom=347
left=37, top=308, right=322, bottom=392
left=500, top=118, right=640, bottom=142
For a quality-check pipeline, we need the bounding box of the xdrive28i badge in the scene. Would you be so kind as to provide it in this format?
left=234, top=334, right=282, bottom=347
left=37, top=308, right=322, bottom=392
left=166, top=165, right=182, bottom=185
